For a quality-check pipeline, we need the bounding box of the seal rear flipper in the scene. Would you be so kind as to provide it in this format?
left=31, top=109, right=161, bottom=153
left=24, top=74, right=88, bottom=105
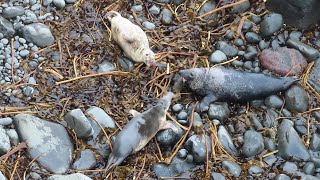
left=199, top=94, right=217, bottom=112
left=104, top=154, right=126, bottom=173
left=160, top=121, right=179, bottom=133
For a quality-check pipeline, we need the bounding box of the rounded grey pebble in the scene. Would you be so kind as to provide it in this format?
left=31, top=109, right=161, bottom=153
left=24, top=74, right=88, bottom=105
left=237, top=50, right=245, bottom=56
left=225, top=30, right=234, bottom=40
left=222, top=160, right=241, bottom=177
left=285, top=84, right=309, bottom=113
left=260, top=13, right=283, bottom=37
left=234, top=38, right=244, bottom=46
left=160, top=8, right=173, bottom=25
left=264, top=138, right=276, bottom=151
left=0, top=117, right=13, bottom=126
left=208, top=102, right=230, bottom=121
left=232, top=60, right=243, bottom=67
left=243, top=61, right=253, bottom=69
left=211, top=172, right=226, bottom=180
left=248, top=165, right=263, bottom=176
left=131, top=5, right=143, bottom=12
left=209, top=50, right=227, bottom=64
left=242, top=130, right=264, bottom=157
left=245, top=32, right=262, bottom=43
left=244, top=52, right=257, bottom=60
left=52, top=0, right=66, bottom=9
left=142, top=21, right=156, bottom=30
left=72, top=149, right=96, bottom=170
left=6, top=129, right=19, bottom=145
left=18, top=38, right=26, bottom=44
left=264, top=95, right=283, bottom=109
left=1, top=38, right=9, bottom=45
left=282, top=162, right=298, bottom=174
left=275, top=174, right=290, bottom=180
left=242, top=21, right=253, bottom=30
left=172, top=104, right=183, bottom=113
left=303, top=162, right=315, bottom=175
left=177, top=111, right=188, bottom=120
left=312, top=111, right=320, bottom=121
left=249, top=15, right=261, bottom=24
left=289, top=31, right=302, bottom=40
left=23, top=86, right=34, bottom=97
left=186, top=154, right=193, bottom=163
left=149, top=5, right=160, bottom=14
left=178, top=149, right=188, bottom=159
left=19, top=50, right=30, bottom=57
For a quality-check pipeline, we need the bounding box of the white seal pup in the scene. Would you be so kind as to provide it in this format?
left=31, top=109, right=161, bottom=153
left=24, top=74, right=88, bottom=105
left=105, top=92, right=178, bottom=172
left=179, top=67, right=299, bottom=111
left=106, top=11, right=155, bottom=67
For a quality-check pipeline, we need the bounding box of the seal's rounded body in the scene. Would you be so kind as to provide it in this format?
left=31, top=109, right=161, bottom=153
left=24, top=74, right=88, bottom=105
left=106, top=11, right=155, bottom=66
left=179, top=67, right=298, bottom=110
left=105, top=92, right=177, bottom=171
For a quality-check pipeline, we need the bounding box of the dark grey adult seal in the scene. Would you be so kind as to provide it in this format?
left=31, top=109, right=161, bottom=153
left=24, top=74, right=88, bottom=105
left=105, top=92, right=178, bottom=172
left=179, top=67, right=298, bottom=111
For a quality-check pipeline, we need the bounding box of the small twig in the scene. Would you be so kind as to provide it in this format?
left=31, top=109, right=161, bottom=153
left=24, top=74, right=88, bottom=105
left=165, top=102, right=198, bottom=164
left=154, top=137, right=163, bottom=160
left=136, top=153, right=146, bottom=180
left=301, top=108, right=320, bottom=114
left=55, top=71, right=130, bottom=85
left=212, top=56, right=238, bottom=68
left=196, top=0, right=249, bottom=19
left=0, top=106, right=33, bottom=111
left=72, top=55, right=79, bottom=77
left=44, top=68, right=64, bottom=79
left=261, top=150, right=278, bottom=158
left=0, top=142, right=28, bottom=160
left=0, top=111, right=37, bottom=116
left=10, top=151, right=21, bottom=180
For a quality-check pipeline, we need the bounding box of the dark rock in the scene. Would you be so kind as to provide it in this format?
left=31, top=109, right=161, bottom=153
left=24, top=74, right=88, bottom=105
left=152, top=156, right=196, bottom=178
left=218, top=126, right=239, bottom=156
left=242, top=130, right=264, bottom=157
left=250, top=99, right=265, bottom=108
left=262, top=109, right=279, bottom=128
left=2, top=6, right=25, bottom=19
left=313, top=111, right=320, bottom=122
left=285, top=84, right=309, bottom=113
left=245, top=32, right=262, bottom=44
left=222, top=160, right=241, bottom=177
left=13, top=114, right=73, bottom=173
left=260, top=13, right=283, bottom=37
left=185, top=134, right=211, bottom=164
left=259, top=47, right=308, bottom=76
left=211, top=172, right=226, bottom=180
left=248, top=165, right=263, bottom=176
left=215, top=41, right=239, bottom=57
left=266, top=0, right=320, bottom=29
left=156, top=121, right=183, bottom=147
left=64, top=109, right=93, bottom=139
left=172, top=104, right=183, bottom=112
left=118, top=56, right=134, bottom=70
left=311, top=133, right=320, bottom=151
left=250, top=113, right=263, bottom=130
left=249, top=15, right=262, bottom=24
left=277, top=119, right=310, bottom=161
left=160, top=8, right=173, bottom=25
left=264, top=138, right=276, bottom=151
left=231, top=1, right=250, bottom=13
left=72, top=149, right=96, bottom=170
left=294, top=118, right=308, bottom=135
left=286, top=38, right=320, bottom=61
left=225, top=30, right=234, bottom=40
left=234, top=38, right=244, bottom=46
left=0, top=16, right=15, bottom=37
left=259, top=40, right=269, bottom=49
left=208, top=102, right=230, bottom=121
left=21, top=23, right=55, bottom=47
left=198, top=1, right=217, bottom=20
left=264, top=95, right=283, bottom=109
left=309, top=58, right=320, bottom=93
left=244, top=52, right=257, bottom=61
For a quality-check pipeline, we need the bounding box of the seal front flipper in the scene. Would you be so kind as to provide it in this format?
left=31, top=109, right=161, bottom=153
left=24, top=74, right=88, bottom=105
left=129, top=109, right=141, bottom=117
left=199, top=94, right=217, bottom=112
left=160, top=121, right=179, bottom=133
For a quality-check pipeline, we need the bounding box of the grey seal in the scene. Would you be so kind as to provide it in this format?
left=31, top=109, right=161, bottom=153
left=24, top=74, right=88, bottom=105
left=105, top=92, right=178, bottom=172
left=179, top=67, right=298, bottom=111
left=106, top=11, right=155, bottom=66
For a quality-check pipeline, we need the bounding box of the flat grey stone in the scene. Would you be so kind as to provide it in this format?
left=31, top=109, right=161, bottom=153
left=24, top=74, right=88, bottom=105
left=277, top=119, right=310, bottom=161
left=52, top=0, right=66, bottom=9
left=218, top=125, right=239, bottom=156
left=0, top=171, right=5, bottom=180
left=21, top=23, right=55, bottom=48
left=6, top=129, right=19, bottom=145
left=260, top=13, right=283, bottom=37
left=86, top=106, right=116, bottom=138
left=48, top=173, right=92, bottom=180
left=185, top=134, right=211, bottom=164
left=222, top=160, right=241, bottom=177
left=0, top=126, right=10, bottom=155
left=2, top=6, right=25, bottom=19
left=72, top=149, right=96, bottom=170
left=65, top=109, right=93, bottom=139
left=242, top=130, right=264, bottom=157
left=13, top=114, right=73, bottom=173
left=0, top=16, right=15, bottom=37
left=285, top=84, right=309, bottom=113
left=97, top=60, right=115, bottom=73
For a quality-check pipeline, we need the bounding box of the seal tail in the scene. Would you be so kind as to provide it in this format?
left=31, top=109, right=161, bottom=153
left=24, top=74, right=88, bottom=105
left=106, top=11, right=121, bottom=22
left=283, top=77, right=300, bottom=89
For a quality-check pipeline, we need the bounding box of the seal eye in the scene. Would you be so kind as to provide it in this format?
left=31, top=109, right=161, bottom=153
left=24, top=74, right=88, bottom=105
left=145, top=53, right=149, bottom=57
left=190, top=72, right=194, bottom=77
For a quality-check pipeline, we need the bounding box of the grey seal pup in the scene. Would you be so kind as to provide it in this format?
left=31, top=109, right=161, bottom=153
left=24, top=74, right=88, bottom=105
left=105, top=92, right=178, bottom=172
left=106, top=11, right=155, bottom=66
left=179, top=67, right=298, bottom=111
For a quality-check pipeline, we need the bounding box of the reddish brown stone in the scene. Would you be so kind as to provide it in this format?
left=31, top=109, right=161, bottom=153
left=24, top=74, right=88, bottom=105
left=259, top=47, right=308, bottom=76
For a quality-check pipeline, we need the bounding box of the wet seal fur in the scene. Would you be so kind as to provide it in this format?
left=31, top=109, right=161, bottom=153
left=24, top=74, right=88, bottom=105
left=105, top=92, right=178, bottom=172
left=179, top=67, right=299, bottom=111
left=106, top=11, right=155, bottom=66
